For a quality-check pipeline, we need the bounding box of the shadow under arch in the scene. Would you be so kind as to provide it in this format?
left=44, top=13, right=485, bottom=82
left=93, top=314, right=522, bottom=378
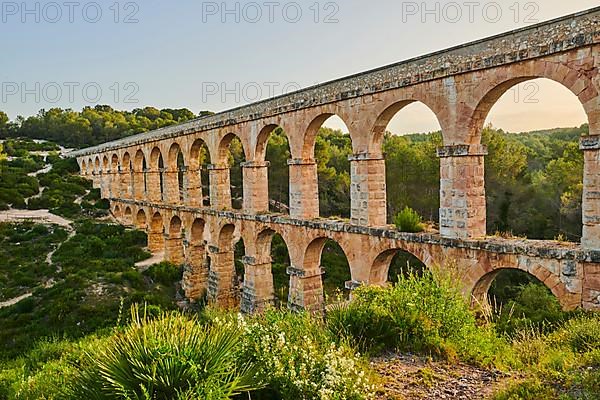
left=302, top=236, right=352, bottom=301
left=471, top=266, right=575, bottom=311
left=135, top=209, right=147, bottom=229
left=256, top=124, right=292, bottom=213
left=370, top=248, right=427, bottom=285
left=148, top=211, right=165, bottom=253
left=123, top=206, right=132, bottom=225
left=167, top=142, right=186, bottom=202
left=189, top=138, right=212, bottom=207
left=217, top=133, right=247, bottom=210
left=253, top=227, right=291, bottom=306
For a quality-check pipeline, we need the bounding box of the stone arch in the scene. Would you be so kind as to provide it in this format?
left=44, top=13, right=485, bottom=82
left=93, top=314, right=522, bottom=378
left=369, top=247, right=428, bottom=286
left=80, top=160, right=87, bottom=175
left=149, top=147, right=165, bottom=201
left=251, top=124, right=292, bottom=213
left=167, top=142, right=184, bottom=169
left=208, top=222, right=240, bottom=308
left=134, top=149, right=146, bottom=171
left=217, top=132, right=247, bottom=164
left=468, top=64, right=597, bottom=144
left=148, top=211, right=165, bottom=253
left=189, top=138, right=212, bottom=206
left=133, top=149, right=147, bottom=200
left=113, top=204, right=122, bottom=219
left=301, top=113, right=352, bottom=160
left=122, top=152, right=132, bottom=172
left=149, top=147, right=164, bottom=168
left=218, top=223, right=236, bottom=251
left=111, top=154, right=119, bottom=170
left=471, top=266, right=577, bottom=311
left=165, top=142, right=186, bottom=203
left=169, top=215, right=182, bottom=235
left=290, top=235, right=344, bottom=311
left=183, top=217, right=209, bottom=302
left=94, top=156, right=100, bottom=173
left=135, top=209, right=147, bottom=229
left=123, top=206, right=133, bottom=224
left=299, top=113, right=353, bottom=219
left=190, top=218, right=206, bottom=244
left=166, top=215, right=185, bottom=264
left=217, top=133, right=247, bottom=210
left=255, top=227, right=277, bottom=259
left=102, top=155, right=109, bottom=172
left=370, top=99, right=443, bottom=156
left=370, top=99, right=443, bottom=224
left=255, top=124, right=282, bottom=161
left=110, top=154, right=120, bottom=197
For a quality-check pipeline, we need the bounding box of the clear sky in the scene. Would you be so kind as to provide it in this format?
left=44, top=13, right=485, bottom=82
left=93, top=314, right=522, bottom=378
left=0, top=0, right=596, bottom=134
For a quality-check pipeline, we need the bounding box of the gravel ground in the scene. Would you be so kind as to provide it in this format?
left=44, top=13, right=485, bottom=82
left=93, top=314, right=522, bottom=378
left=371, top=353, right=511, bottom=400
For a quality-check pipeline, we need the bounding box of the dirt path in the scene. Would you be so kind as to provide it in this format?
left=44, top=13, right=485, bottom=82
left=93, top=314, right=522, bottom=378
left=0, top=293, right=33, bottom=309
left=372, top=354, right=510, bottom=400
left=0, top=209, right=72, bottom=228
left=135, top=252, right=165, bottom=271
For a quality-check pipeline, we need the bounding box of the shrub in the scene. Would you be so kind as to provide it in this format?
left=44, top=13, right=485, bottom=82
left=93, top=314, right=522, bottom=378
left=241, top=310, right=376, bottom=399
left=394, top=207, right=424, bottom=233
left=144, top=262, right=182, bottom=286
left=64, top=307, right=262, bottom=399
left=493, top=283, right=568, bottom=335
left=327, top=272, right=504, bottom=365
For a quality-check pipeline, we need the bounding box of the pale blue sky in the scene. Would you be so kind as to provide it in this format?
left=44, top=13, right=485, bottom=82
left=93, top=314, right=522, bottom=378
left=0, top=0, right=596, bottom=134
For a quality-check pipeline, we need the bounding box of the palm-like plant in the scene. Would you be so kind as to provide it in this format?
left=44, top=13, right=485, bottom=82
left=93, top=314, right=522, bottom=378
left=64, top=306, right=263, bottom=399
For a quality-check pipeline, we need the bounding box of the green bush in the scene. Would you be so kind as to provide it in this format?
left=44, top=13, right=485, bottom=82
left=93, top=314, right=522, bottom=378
left=240, top=310, right=376, bottom=399
left=326, top=272, right=504, bottom=365
left=493, top=283, right=568, bottom=335
left=496, top=314, right=600, bottom=399
left=144, top=262, right=182, bottom=286
left=393, top=206, right=424, bottom=233
left=64, top=307, right=263, bottom=399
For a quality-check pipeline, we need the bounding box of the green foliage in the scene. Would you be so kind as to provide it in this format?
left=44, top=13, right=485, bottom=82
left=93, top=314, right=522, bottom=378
left=5, top=106, right=197, bottom=149
left=384, top=133, right=441, bottom=222
left=64, top=307, right=262, bottom=400
left=492, top=281, right=568, bottom=335
left=326, top=272, right=504, bottom=365
left=494, top=314, right=600, bottom=399
left=240, top=310, right=376, bottom=399
left=265, top=128, right=291, bottom=212
left=0, top=223, right=67, bottom=301
left=394, top=206, right=425, bottom=233
left=0, top=221, right=171, bottom=360
left=144, top=262, right=182, bottom=286
left=484, top=125, right=587, bottom=240
left=315, top=127, right=352, bottom=218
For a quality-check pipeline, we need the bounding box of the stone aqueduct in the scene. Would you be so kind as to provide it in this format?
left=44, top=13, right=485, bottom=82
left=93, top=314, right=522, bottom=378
left=70, top=8, right=600, bottom=312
